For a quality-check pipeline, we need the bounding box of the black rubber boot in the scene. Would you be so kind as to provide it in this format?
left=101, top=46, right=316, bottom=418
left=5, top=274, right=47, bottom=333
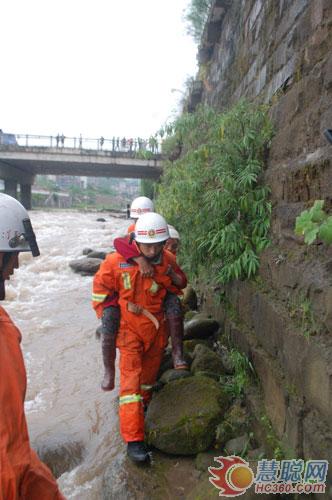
left=127, top=441, right=150, bottom=463
left=167, top=315, right=188, bottom=370
left=100, top=306, right=120, bottom=391
left=101, top=333, right=116, bottom=391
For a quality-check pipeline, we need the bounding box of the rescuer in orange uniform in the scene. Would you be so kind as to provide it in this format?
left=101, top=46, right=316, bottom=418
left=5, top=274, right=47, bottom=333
left=92, top=212, right=187, bottom=463
left=0, top=193, right=64, bottom=499
left=113, top=222, right=188, bottom=374
left=126, top=195, right=154, bottom=233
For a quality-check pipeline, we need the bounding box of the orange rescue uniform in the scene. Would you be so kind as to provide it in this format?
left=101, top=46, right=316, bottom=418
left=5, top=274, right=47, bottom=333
left=92, top=249, right=185, bottom=442
left=0, top=307, right=64, bottom=500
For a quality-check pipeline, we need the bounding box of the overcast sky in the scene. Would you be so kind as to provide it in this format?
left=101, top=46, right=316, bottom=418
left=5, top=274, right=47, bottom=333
left=0, top=0, right=197, bottom=140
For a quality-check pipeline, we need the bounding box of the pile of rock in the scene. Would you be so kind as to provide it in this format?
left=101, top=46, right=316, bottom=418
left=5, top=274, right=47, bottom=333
left=145, top=306, right=256, bottom=458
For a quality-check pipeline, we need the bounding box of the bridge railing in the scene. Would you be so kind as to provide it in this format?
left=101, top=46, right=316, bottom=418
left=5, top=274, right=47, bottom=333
left=2, top=133, right=161, bottom=154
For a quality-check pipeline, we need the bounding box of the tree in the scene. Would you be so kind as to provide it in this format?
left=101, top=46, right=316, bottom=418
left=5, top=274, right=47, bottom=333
left=184, top=0, right=213, bottom=44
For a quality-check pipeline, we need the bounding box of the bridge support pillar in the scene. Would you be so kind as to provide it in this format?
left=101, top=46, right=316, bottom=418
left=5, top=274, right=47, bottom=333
left=20, top=184, right=32, bottom=210
left=4, top=179, right=18, bottom=199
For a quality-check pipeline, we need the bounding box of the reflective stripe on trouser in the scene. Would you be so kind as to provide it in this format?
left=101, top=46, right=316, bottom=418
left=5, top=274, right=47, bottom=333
left=118, top=323, right=167, bottom=442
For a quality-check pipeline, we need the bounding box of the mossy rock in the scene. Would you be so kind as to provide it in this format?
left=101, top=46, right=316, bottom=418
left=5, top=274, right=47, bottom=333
left=195, top=449, right=221, bottom=472
left=183, top=339, right=213, bottom=357
left=145, top=376, right=229, bottom=455
left=190, top=344, right=226, bottom=377
left=193, top=370, right=221, bottom=382
left=182, top=285, right=198, bottom=311
left=160, top=369, right=192, bottom=384
left=184, top=318, right=219, bottom=340
left=157, top=352, right=173, bottom=378
left=215, top=401, right=249, bottom=447
left=157, top=351, right=192, bottom=378
left=184, top=310, right=198, bottom=321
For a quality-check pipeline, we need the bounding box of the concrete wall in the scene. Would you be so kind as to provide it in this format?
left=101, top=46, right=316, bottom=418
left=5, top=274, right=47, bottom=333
left=194, top=0, right=332, bottom=468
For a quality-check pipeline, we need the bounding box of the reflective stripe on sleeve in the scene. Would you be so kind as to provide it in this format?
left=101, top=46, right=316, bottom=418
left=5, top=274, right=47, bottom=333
left=119, top=394, right=142, bottom=405
left=92, top=293, right=107, bottom=302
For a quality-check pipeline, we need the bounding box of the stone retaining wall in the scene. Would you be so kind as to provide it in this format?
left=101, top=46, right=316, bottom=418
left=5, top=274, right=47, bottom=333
left=194, top=0, right=332, bottom=473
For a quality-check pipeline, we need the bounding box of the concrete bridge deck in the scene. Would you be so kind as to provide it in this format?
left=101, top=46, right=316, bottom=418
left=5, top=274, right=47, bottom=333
left=0, top=143, right=163, bottom=208
left=0, top=145, right=163, bottom=182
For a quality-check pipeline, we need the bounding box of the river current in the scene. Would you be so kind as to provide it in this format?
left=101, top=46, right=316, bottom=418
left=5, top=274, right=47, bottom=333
left=4, top=210, right=130, bottom=499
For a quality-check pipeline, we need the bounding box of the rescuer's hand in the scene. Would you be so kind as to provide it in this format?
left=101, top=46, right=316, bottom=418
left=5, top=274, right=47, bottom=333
left=166, top=265, right=182, bottom=287
left=133, top=255, right=154, bottom=277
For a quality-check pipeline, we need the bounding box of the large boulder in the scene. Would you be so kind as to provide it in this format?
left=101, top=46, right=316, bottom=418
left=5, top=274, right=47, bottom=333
left=86, top=250, right=107, bottom=260
left=145, top=376, right=229, bottom=455
left=190, top=344, right=226, bottom=377
left=184, top=317, right=219, bottom=340
left=36, top=440, right=84, bottom=478
left=160, top=368, right=192, bottom=384
left=69, top=257, right=102, bottom=276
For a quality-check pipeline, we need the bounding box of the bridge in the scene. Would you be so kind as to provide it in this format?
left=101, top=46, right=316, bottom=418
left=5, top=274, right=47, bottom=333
left=0, top=133, right=163, bottom=209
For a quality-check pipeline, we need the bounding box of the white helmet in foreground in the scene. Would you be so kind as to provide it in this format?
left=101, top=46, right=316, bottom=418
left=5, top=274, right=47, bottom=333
left=0, top=193, right=40, bottom=256
left=130, top=196, right=154, bottom=218
left=168, top=225, right=180, bottom=240
left=135, top=212, right=169, bottom=244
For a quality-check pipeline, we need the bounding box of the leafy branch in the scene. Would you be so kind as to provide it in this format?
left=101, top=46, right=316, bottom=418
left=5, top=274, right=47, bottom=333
left=295, top=200, right=332, bottom=245
left=157, top=100, right=273, bottom=284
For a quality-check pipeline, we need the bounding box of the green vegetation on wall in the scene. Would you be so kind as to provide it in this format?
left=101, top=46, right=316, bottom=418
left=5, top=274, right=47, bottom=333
left=156, top=100, right=273, bottom=284
left=295, top=200, right=332, bottom=245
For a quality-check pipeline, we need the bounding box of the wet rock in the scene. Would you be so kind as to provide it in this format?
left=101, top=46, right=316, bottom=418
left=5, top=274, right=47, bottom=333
left=183, top=339, right=213, bottom=358
left=195, top=449, right=221, bottom=472
left=96, top=217, right=106, bottom=222
left=190, top=344, right=226, bottom=377
left=247, top=445, right=266, bottom=460
left=184, top=317, right=219, bottom=340
left=214, top=344, right=235, bottom=374
left=157, top=351, right=192, bottom=378
left=224, top=433, right=251, bottom=455
left=182, top=286, right=198, bottom=311
left=157, top=351, right=173, bottom=377
left=184, top=310, right=198, bottom=322
left=69, top=257, right=102, bottom=276
left=160, top=368, right=192, bottom=384
left=86, top=250, right=107, bottom=260
left=145, top=376, right=229, bottom=455
left=82, top=247, right=93, bottom=255
left=215, top=401, right=249, bottom=447
left=36, top=440, right=84, bottom=478
left=193, top=370, right=221, bottom=382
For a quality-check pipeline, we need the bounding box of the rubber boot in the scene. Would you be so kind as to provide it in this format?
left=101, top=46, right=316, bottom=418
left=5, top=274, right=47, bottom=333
left=127, top=441, right=150, bottom=463
left=167, top=315, right=188, bottom=370
left=101, top=333, right=116, bottom=391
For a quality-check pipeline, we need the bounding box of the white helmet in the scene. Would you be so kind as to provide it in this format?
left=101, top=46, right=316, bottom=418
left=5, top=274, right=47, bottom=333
left=135, top=212, right=169, bottom=243
left=130, top=196, right=154, bottom=218
left=168, top=225, right=180, bottom=240
left=0, top=193, right=40, bottom=256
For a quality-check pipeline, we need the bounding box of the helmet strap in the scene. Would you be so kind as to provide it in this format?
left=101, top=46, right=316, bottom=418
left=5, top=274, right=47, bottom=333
left=0, top=278, right=5, bottom=300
